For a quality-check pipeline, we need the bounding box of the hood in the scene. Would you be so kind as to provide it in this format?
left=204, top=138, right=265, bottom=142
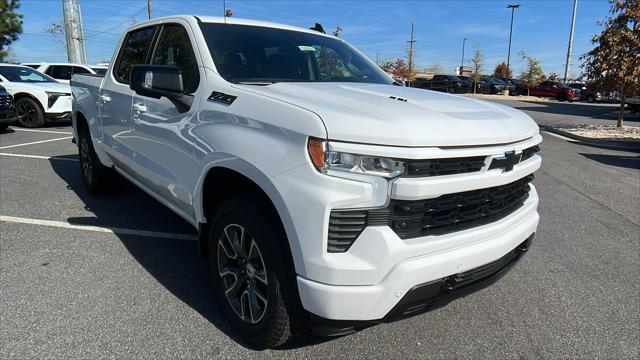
left=7, top=81, right=71, bottom=94
left=236, top=82, right=539, bottom=147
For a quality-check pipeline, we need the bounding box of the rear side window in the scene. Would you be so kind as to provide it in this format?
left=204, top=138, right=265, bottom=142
left=48, top=65, right=72, bottom=80
left=115, top=26, right=156, bottom=84
left=72, top=66, right=91, bottom=75
left=151, top=24, right=200, bottom=94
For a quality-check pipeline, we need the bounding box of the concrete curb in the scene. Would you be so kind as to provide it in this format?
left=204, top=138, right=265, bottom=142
left=462, top=94, right=549, bottom=102
left=540, top=125, right=640, bottom=150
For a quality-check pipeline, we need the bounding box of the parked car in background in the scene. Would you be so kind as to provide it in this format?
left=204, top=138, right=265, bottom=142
left=0, top=84, right=16, bottom=131
left=508, top=78, right=528, bottom=96
left=0, top=64, right=71, bottom=127
left=22, top=63, right=97, bottom=84
left=459, top=75, right=489, bottom=94
left=480, top=78, right=514, bottom=94
left=414, top=74, right=469, bottom=93
left=72, top=15, right=542, bottom=348
left=626, top=95, right=640, bottom=113
left=529, top=81, right=579, bottom=102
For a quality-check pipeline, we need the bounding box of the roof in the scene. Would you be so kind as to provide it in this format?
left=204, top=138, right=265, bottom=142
left=21, top=62, right=93, bottom=68
left=131, top=15, right=334, bottom=39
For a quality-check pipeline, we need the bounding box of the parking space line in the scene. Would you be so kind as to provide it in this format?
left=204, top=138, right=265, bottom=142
left=9, top=127, right=73, bottom=135
left=0, top=136, right=73, bottom=150
left=0, top=215, right=197, bottom=241
left=0, top=152, right=79, bottom=162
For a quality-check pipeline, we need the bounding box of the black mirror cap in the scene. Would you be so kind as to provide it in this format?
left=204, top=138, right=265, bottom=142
left=130, top=65, right=184, bottom=99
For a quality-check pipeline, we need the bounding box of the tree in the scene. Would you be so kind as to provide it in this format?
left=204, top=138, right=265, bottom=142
left=493, top=62, right=513, bottom=79
left=0, top=0, right=23, bottom=62
left=581, top=0, right=639, bottom=127
left=519, top=51, right=546, bottom=95
left=547, top=72, right=560, bottom=81
left=468, top=43, right=483, bottom=93
left=390, top=58, right=409, bottom=80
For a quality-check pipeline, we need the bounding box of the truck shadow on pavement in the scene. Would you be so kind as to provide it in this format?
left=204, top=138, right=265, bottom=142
left=48, top=155, right=332, bottom=350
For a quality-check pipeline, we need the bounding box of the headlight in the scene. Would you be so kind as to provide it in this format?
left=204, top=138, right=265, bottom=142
left=46, top=92, right=70, bottom=108
left=308, top=138, right=405, bottom=178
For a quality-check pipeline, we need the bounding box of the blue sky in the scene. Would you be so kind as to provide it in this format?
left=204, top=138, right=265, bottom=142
left=13, top=0, right=611, bottom=78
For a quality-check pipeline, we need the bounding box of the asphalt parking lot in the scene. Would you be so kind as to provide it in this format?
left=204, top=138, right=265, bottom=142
left=1, top=110, right=639, bottom=358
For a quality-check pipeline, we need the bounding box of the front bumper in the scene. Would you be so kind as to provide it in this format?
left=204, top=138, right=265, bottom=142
left=45, top=111, right=72, bottom=122
left=271, top=136, right=542, bottom=321
left=297, top=189, right=538, bottom=321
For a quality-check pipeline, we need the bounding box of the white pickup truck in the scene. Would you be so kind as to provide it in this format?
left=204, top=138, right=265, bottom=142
left=71, top=16, right=542, bottom=348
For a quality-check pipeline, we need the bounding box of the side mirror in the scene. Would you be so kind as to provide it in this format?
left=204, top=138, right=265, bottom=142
left=130, top=65, right=192, bottom=112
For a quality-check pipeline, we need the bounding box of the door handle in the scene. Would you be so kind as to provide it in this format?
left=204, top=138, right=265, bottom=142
left=99, top=94, right=111, bottom=103
left=133, top=103, right=148, bottom=113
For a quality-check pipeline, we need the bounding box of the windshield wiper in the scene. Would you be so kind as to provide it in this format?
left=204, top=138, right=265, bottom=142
left=235, top=80, right=278, bottom=85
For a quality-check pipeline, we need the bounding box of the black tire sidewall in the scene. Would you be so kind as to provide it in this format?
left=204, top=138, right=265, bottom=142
left=208, top=196, right=297, bottom=347
left=15, top=97, right=45, bottom=128
left=77, top=125, right=111, bottom=194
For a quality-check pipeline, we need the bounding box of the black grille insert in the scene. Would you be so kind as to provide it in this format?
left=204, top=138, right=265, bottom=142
left=405, top=156, right=486, bottom=177
left=328, top=175, right=533, bottom=251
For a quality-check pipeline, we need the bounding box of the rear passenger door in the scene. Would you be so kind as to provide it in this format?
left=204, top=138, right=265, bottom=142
left=46, top=65, right=73, bottom=83
left=100, top=25, right=158, bottom=175
left=129, top=22, right=203, bottom=217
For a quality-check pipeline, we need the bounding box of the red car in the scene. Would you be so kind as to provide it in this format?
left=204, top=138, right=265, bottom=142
left=529, top=81, right=580, bottom=102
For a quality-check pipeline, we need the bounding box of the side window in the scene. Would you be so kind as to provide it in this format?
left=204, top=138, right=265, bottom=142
left=49, top=65, right=72, bottom=80
left=151, top=25, right=200, bottom=94
left=72, top=66, right=91, bottom=75
left=115, top=26, right=156, bottom=84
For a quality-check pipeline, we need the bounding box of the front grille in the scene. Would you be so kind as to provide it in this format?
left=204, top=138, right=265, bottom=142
left=403, top=144, right=540, bottom=178
left=328, top=175, right=533, bottom=251
left=520, top=145, right=540, bottom=162
left=405, top=156, right=486, bottom=177
left=0, top=95, right=13, bottom=110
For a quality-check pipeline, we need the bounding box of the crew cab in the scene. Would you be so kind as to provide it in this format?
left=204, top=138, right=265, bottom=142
left=71, top=16, right=542, bottom=348
left=0, top=64, right=72, bottom=127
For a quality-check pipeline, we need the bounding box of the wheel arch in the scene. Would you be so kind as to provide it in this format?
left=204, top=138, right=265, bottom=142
left=195, top=161, right=305, bottom=275
left=13, top=92, right=45, bottom=113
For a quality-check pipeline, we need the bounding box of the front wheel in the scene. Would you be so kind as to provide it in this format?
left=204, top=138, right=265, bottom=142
left=586, top=94, right=596, bottom=103
left=209, top=196, right=305, bottom=348
left=15, top=97, right=45, bottom=128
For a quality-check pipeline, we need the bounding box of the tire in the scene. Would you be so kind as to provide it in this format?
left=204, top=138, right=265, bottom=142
left=0, top=125, right=7, bottom=132
left=77, top=124, right=115, bottom=194
left=15, top=97, right=45, bottom=128
left=586, top=94, right=596, bottom=103
left=208, top=195, right=305, bottom=348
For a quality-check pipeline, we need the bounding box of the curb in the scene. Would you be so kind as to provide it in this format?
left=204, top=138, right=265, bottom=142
left=540, top=126, right=640, bottom=150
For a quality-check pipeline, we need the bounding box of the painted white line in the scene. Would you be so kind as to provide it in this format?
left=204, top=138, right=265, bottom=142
left=0, top=152, right=79, bottom=162
left=541, top=131, right=576, bottom=142
left=9, top=127, right=73, bottom=135
left=0, top=215, right=197, bottom=241
left=0, top=136, right=73, bottom=150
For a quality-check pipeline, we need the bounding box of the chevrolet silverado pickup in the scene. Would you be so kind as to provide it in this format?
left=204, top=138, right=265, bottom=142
left=71, top=16, right=542, bottom=348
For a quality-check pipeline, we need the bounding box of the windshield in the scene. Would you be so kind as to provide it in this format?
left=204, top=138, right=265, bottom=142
left=199, top=23, right=393, bottom=85
left=0, top=66, right=57, bottom=83
left=92, top=67, right=107, bottom=76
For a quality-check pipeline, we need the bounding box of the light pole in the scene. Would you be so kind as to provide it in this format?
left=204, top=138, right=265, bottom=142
left=506, top=4, right=520, bottom=80
left=563, top=0, right=578, bottom=83
left=460, top=37, right=468, bottom=76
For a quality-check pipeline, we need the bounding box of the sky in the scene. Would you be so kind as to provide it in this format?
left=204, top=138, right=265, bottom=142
left=11, top=0, right=612, bottom=78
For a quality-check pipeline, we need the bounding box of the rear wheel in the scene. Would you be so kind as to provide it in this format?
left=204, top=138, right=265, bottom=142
left=15, top=97, right=45, bottom=128
left=77, top=124, right=115, bottom=194
left=209, top=195, right=305, bottom=348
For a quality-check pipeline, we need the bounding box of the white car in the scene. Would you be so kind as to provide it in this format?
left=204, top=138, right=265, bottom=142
left=22, top=62, right=97, bottom=84
left=71, top=16, right=541, bottom=348
left=0, top=64, right=72, bottom=127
